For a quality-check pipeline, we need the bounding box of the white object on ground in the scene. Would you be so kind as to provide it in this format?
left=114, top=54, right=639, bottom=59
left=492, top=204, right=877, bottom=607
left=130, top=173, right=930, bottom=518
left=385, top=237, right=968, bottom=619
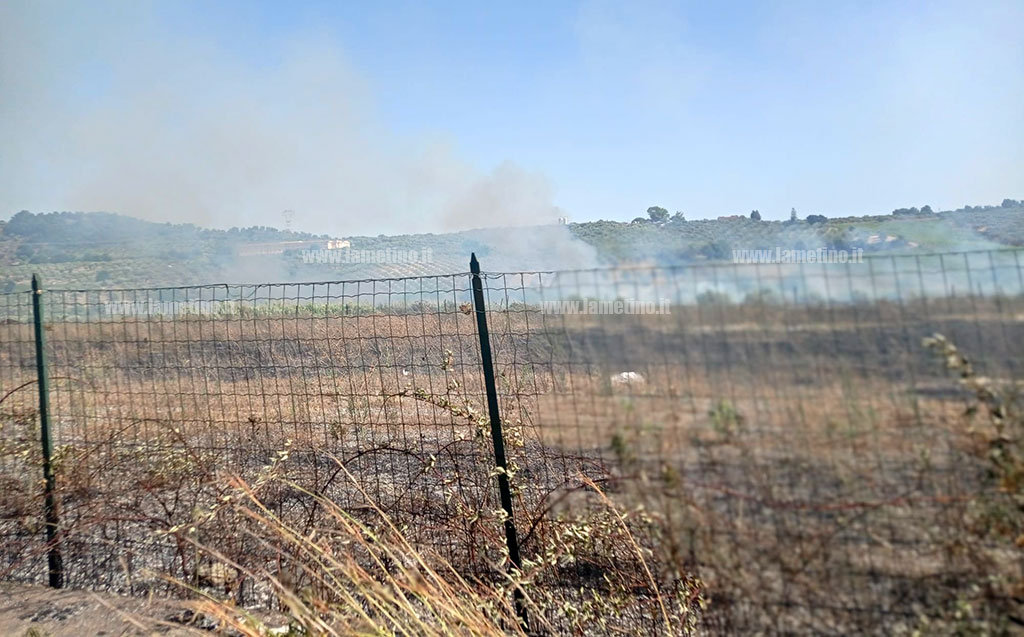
left=611, top=371, right=645, bottom=386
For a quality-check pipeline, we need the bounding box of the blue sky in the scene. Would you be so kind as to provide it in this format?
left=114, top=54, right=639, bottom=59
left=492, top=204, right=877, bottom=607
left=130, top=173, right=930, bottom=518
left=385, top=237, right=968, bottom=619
left=1, top=0, right=1021, bottom=234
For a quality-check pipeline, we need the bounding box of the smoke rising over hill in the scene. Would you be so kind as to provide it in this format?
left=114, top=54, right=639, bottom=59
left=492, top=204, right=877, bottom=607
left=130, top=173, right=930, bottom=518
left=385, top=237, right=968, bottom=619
left=0, top=2, right=559, bottom=236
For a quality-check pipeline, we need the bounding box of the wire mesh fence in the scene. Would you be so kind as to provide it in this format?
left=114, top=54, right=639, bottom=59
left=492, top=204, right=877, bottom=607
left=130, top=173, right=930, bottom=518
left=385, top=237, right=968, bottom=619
left=0, top=289, right=41, bottom=585
left=1, top=249, right=1023, bottom=634
left=479, top=253, right=1024, bottom=633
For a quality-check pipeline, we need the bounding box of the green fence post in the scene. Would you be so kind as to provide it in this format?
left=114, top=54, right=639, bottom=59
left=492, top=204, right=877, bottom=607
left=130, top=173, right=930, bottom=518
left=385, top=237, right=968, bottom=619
left=31, top=274, right=63, bottom=588
left=469, top=254, right=527, bottom=629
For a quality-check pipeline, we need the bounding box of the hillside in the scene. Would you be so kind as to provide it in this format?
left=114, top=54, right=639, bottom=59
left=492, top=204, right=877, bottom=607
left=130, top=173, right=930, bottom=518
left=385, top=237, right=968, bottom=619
left=1, top=200, right=1021, bottom=291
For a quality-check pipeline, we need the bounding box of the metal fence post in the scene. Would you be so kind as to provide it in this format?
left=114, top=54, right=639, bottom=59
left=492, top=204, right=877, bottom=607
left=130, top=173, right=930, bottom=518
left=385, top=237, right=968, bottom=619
left=31, top=274, right=63, bottom=588
left=469, top=254, right=527, bottom=628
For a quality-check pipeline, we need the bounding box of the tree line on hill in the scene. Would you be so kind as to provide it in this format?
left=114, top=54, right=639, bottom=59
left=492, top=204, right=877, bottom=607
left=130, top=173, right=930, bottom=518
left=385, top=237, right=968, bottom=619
left=632, top=198, right=1022, bottom=225
left=2, top=198, right=1021, bottom=272
left=2, top=210, right=327, bottom=264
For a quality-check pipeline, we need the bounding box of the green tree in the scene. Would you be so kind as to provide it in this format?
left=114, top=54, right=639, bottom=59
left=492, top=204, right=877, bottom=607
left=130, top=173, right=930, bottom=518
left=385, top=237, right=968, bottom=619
left=750, top=210, right=761, bottom=221
left=699, top=239, right=732, bottom=261
left=647, top=206, right=670, bottom=223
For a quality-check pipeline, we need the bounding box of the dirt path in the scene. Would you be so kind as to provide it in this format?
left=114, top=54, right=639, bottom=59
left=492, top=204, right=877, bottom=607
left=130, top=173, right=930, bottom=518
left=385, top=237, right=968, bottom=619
left=0, top=583, right=250, bottom=636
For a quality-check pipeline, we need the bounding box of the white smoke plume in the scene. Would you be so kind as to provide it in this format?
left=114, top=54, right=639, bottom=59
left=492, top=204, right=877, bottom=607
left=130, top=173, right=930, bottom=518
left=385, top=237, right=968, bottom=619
left=0, top=1, right=560, bottom=236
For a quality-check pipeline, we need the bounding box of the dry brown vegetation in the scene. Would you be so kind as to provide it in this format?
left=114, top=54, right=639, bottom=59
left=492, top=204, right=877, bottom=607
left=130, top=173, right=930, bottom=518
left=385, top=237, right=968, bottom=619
left=1, top=290, right=1023, bottom=634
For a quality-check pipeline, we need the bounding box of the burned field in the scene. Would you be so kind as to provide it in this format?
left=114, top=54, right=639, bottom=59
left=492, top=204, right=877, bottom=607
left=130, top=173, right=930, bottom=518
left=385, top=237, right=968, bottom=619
left=1, top=263, right=1023, bottom=634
